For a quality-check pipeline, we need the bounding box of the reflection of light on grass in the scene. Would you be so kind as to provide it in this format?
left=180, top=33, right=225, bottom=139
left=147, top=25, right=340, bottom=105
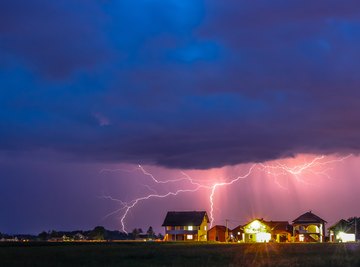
left=337, top=232, right=355, bottom=242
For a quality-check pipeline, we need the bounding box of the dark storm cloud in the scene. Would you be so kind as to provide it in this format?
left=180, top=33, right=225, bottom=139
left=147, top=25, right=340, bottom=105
left=0, top=0, right=109, bottom=77
left=1, top=0, right=360, bottom=169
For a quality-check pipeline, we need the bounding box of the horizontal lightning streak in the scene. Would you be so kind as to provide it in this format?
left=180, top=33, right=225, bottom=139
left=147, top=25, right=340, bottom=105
left=100, top=154, right=352, bottom=232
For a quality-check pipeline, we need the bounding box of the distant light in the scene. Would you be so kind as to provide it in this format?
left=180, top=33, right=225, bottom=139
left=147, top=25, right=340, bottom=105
left=188, top=226, right=193, bottom=230
left=187, top=235, right=193, bottom=240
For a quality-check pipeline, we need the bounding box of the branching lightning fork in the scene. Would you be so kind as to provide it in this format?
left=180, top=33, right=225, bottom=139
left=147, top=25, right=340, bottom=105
left=100, top=154, right=351, bottom=232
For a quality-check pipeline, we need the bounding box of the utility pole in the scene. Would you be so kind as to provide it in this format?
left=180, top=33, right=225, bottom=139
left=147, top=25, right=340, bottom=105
left=355, top=217, right=358, bottom=242
left=225, top=219, right=229, bottom=243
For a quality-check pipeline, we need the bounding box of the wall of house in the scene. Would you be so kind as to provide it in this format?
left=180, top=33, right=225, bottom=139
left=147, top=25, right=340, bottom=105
left=197, top=217, right=208, bottom=241
left=208, top=228, right=226, bottom=242
left=243, top=220, right=272, bottom=243
left=293, top=223, right=325, bottom=242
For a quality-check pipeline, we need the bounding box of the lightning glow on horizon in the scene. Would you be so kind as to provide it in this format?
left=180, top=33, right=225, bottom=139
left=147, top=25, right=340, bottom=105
left=100, top=154, right=351, bottom=233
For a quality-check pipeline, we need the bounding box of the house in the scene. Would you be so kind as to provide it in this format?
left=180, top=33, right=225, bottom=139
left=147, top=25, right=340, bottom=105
left=242, top=219, right=292, bottom=243
left=266, top=221, right=293, bottom=242
left=230, top=225, right=244, bottom=242
left=162, top=211, right=209, bottom=241
left=292, top=211, right=326, bottom=242
left=207, top=225, right=231, bottom=242
left=329, top=217, right=359, bottom=242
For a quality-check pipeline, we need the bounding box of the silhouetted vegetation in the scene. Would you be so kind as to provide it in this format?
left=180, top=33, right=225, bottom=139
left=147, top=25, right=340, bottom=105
left=0, top=226, right=163, bottom=242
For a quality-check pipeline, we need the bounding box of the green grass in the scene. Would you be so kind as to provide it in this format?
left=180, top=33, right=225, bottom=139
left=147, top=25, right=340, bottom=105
left=1, top=242, right=360, bottom=267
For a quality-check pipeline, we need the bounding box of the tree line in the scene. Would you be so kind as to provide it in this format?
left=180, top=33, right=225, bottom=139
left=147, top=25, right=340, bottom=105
left=1, top=226, right=164, bottom=242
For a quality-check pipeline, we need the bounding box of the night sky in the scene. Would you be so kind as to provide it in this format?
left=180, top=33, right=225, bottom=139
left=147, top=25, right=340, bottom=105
left=1, top=0, right=360, bottom=235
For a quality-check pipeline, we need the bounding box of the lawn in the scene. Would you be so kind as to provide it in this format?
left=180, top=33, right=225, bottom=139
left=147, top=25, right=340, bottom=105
left=1, top=242, right=360, bottom=267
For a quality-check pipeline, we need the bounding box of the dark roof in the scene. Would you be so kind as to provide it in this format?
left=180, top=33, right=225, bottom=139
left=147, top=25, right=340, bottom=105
left=329, top=219, right=348, bottom=231
left=231, top=225, right=244, bottom=232
left=162, top=211, right=209, bottom=226
left=329, top=218, right=360, bottom=233
left=266, top=221, right=292, bottom=232
left=292, top=211, right=327, bottom=224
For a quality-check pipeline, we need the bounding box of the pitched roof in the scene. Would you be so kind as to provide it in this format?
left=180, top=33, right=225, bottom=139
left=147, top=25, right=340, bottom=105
left=266, top=221, right=292, bottom=232
left=162, top=211, right=209, bottom=226
left=231, top=225, right=244, bottom=232
left=329, top=219, right=349, bottom=231
left=292, top=211, right=327, bottom=224
left=329, top=218, right=360, bottom=233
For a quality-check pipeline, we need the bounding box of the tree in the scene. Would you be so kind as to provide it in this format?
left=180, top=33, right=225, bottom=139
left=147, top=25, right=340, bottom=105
left=157, top=233, right=164, bottom=240
left=50, top=230, right=60, bottom=238
left=90, top=226, right=106, bottom=240
left=146, top=226, right=155, bottom=239
left=131, top=228, right=140, bottom=240
left=38, top=231, right=48, bottom=241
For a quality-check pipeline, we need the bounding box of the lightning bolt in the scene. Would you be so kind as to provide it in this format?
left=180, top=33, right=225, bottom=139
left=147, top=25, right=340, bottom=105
left=100, top=154, right=352, bottom=232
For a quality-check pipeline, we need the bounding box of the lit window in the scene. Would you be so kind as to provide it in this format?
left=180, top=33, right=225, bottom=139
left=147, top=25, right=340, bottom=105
left=299, top=234, right=304, bottom=242
left=187, top=235, right=193, bottom=240
left=188, top=226, right=193, bottom=230
left=204, top=226, right=207, bottom=231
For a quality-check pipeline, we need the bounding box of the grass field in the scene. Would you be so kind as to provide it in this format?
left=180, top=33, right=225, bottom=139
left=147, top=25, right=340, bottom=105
left=1, top=242, right=360, bottom=267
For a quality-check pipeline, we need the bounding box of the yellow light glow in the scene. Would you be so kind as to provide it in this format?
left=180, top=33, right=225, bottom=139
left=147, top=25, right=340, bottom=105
left=256, top=232, right=271, bottom=242
left=187, top=234, right=193, bottom=240
left=251, top=220, right=262, bottom=230
left=337, top=232, right=355, bottom=242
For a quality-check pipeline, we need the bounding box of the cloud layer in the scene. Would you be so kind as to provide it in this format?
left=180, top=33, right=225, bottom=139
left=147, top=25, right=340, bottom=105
left=1, top=0, right=360, bottom=168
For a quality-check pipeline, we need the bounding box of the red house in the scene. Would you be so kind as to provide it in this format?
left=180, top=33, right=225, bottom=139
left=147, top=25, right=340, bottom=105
left=207, top=225, right=231, bottom=242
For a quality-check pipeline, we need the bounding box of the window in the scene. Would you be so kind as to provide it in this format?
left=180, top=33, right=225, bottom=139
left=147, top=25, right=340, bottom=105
left=188, top=226, right=193, bottom=230
left=204, top=226, right=207, bottom=231
left=299, top=234, right=304, bottom=242
left=187, top=235, right=193, bottom=240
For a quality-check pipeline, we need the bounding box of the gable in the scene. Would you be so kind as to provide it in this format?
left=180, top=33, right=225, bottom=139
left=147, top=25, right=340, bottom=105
left=292, top=211, right=327, bottom=224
